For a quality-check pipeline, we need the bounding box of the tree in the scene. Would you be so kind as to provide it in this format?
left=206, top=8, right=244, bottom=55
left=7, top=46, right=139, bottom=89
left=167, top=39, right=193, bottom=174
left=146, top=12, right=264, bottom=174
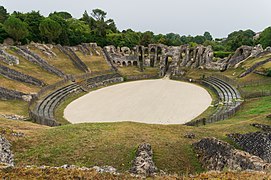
left=224, top=29, right=255, bottom=51
left=0, top=23, right=8, bottom=43
left=258, top=27, right=271, bottom=49
left=67, top=18, right=91, bottom=45
left=204, top=31, right=213, bottom=41
left=49, top=14, right=70, bottom=45
left=91, top=9, right=106, bottom=21
left=39, top=18, right=62, bottom=43
left=0, top=6, right=9, bottom=23
left=24, top=11, right=44, bottom=42
left=49, top=11, right=72, bottom=20
left=3, top=16, right=29, bottom=42
left=139, top=31, right=154, bottom=46
left=194, top=35, right=206, bottom=44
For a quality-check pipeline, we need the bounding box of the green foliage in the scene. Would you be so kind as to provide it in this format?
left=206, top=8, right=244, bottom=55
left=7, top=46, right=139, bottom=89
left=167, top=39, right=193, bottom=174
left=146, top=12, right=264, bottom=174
left=267, top=69, right=271, bottom=77
left=49, top=11, right=72, bottom=20
left=214, top=51, right=232, bottom=58
left=3, top=16, right=29, bottom=42
left=67, top=18, right=91, bottom=45
left=258, top=27, right=271, bottom=49
left=224, top=29, right=255, bottom=51
left=0, top=23, right=8, bottom=43
left=139, top=31, right=154, bottom=46
left=39, top=18, right=62, bottom=43
left=204, top=31, right=213, bottom=41
left=24, top=11, right=44, bottom=42
left=0, top=6, right=9, bottom=23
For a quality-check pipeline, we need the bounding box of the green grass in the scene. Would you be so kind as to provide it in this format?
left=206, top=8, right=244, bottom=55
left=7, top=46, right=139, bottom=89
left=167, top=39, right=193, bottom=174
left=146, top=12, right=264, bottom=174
left=0, top=100, right=29, bottom=117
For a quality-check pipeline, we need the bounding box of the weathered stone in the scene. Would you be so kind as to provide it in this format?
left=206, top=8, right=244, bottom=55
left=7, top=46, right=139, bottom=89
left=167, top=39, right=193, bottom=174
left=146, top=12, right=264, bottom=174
left=184, top=133, right=196, bottom=139
left=130, top=143, right=158, bottom=176
left=251, top=123, right=271, bottom=131
left=228, top=132, right=271, bottom=163
left=0, top=87, right=27, bottom=101
left=194, top=137, right=271, bottom=171
left=0, top=135, right=14, bottom=167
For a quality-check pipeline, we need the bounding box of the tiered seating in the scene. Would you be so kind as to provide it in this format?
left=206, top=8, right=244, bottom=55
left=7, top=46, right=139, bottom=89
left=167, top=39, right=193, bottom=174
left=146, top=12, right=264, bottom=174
left=202, top=76, right=242, bottom=123
left=36, top=84, right=82, bottom=121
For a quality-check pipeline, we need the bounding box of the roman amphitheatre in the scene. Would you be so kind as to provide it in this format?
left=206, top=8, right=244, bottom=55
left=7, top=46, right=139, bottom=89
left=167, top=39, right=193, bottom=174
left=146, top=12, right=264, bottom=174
left=0, top=8, right=271, bottom=180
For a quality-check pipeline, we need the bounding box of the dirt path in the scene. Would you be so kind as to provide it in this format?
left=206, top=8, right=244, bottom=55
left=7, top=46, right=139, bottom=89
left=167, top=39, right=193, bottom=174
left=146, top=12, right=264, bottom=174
left=64, top=79, right=212, bottom=124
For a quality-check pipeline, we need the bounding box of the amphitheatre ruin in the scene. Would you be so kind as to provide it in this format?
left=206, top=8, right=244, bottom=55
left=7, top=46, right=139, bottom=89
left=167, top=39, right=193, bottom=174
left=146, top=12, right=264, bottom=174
left=0, top=39, right=271, bottom=177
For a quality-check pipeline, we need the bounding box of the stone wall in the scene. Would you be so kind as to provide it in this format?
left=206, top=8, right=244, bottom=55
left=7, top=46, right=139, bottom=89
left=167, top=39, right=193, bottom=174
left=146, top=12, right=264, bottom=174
left=0, top=135, right=14, bottom=167
left=130, top=143, right=158, bottom=176
left=0, top=64, right=44, bottom=86
left=228, top=131, right=271, bottom=163
left=193, top=137, right=271, bottom=171
left=0, top=87, right=27, bottom=101
left=0, top=48, right=19, bottom=65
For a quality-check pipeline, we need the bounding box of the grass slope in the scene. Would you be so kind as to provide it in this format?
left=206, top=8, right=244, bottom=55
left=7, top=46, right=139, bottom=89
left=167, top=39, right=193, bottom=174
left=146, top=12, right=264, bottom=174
left=7, top=96, right=270, bottom=175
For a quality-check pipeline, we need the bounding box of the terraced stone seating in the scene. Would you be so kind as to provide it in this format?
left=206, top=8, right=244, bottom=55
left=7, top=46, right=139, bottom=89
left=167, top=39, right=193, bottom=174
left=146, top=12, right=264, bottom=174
left=203, top=77, right=242, bottom=122
left=31, top=73, right=124, bottom=126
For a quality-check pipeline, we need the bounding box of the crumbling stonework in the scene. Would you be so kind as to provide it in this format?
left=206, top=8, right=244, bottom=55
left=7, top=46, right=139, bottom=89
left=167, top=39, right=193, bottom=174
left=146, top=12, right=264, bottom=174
left=0, top=48, right=19, bottom=65
left=31, top=43, right=56, bottom=58
left=0, top=135, right=14, bottom=167
left=193, top=137, right=271, bottom=171
left=228, top=132, right=271, bottom=163
left=130, top=143, right=158, bottom=176
left=105, top=43, right=270, bottom=77
left=0, top=87, right=28, bottom=101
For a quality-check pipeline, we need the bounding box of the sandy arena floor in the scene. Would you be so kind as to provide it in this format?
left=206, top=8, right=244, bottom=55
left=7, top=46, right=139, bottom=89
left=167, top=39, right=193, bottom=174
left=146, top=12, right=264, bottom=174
left=64, top=79, right=212, bottom=124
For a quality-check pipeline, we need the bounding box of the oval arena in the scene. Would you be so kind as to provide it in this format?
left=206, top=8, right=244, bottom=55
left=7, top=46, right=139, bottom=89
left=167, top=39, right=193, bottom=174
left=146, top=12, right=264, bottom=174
left=64, top=79, right=212, bottom=124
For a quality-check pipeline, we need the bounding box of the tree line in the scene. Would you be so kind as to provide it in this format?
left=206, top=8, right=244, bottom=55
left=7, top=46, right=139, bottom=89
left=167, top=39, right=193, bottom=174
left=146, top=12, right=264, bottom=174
left=1, top=6, right=271, bottom=53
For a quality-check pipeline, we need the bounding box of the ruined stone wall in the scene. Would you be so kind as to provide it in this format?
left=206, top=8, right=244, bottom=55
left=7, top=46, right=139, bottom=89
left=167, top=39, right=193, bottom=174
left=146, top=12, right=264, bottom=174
left=194, top=137, right=271, bottom=171
left=0, top=64, right=44, bottom=86
left=0, top=87, right=27, bottom=100
left=0, top=48, right=19, bottom=65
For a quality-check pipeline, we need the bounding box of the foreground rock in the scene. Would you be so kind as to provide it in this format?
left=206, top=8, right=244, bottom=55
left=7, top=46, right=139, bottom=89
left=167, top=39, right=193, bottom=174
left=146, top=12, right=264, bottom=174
left=193, top=137, right=271, bottom=171
left=0, top=135, right=14, bottom=168
left=228, top=132, right=271, bottom=163
left=130, top=143, right=158, bottom=176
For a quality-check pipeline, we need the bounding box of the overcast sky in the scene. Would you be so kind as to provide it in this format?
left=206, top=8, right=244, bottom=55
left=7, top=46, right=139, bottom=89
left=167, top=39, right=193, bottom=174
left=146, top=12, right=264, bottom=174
left=1, top=0, right=271, bottom=38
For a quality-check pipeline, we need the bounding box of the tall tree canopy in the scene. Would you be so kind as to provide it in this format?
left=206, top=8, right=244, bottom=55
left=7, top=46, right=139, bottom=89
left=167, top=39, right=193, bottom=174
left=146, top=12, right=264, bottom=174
left=3, top=16, right=29, bottom=42
left=39, top=18, right=62, bottom=43
left=0, top=6, right=9, bottom=23
left=258, top=27, right=271, bottom=49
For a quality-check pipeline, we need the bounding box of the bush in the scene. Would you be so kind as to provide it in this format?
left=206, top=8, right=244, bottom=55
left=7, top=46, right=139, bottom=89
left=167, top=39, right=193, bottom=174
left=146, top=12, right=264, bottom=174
left=214, top=51, right=232, bottom=58
left=267, top=69, right=271, bottom=77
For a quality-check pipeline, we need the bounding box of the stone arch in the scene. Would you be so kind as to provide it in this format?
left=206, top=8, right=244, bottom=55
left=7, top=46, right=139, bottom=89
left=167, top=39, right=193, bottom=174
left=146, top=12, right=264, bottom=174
left=122, top=61, right=127, bottom=66
left=133, top=61, right=138, bottom=66
left=128, top=61, right=132, bottom=66
left=117, top=61, right=121, bottom=66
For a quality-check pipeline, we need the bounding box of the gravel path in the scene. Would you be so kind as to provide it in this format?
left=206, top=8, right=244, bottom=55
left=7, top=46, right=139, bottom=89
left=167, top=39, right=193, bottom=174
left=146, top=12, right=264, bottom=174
left=64, top=79, right=212, bottom=124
